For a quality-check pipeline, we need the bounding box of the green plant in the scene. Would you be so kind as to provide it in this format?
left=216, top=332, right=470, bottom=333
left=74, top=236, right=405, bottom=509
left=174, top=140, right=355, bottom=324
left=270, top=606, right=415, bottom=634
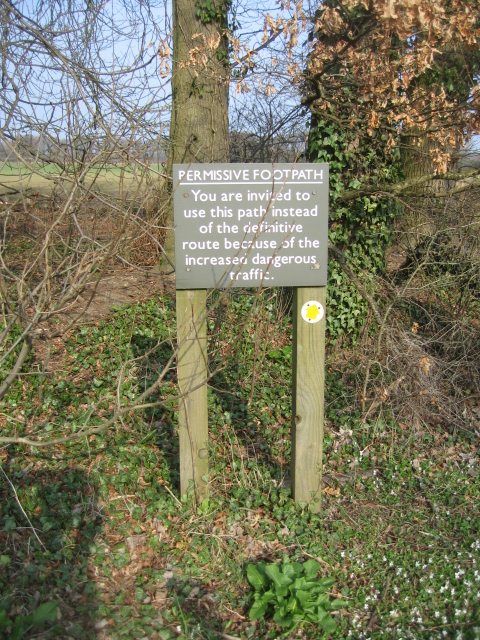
left=0, top=286, right=479, bottom=639
left=246, top=557, right=346, bottom=634
left=0, top=600, right=59, bottom=639
left=267, top=345, right=292, bottom=361
left=195, top=0, right=230, bottom=27
left=309, top=116, right=399, bottom=342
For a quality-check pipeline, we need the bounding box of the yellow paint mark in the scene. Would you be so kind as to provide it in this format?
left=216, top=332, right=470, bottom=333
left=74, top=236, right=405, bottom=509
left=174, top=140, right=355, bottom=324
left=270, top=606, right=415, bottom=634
left=306, top=305, right=320, bottom=321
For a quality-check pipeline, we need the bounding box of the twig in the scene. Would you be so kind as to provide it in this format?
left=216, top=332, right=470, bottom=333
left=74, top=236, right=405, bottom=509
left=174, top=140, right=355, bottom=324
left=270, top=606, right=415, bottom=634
left=221, top=605, right=245, bottom=621
left=0, top=336, right=33, bottom=402
left=302, top=550, right=333, bottom=568
left=164, top=483, right=182, bottom=508
left=363, top=376, right=405, bottom=422
left=0, top=466, right=47, bottom=551
left=367, top=575, right=390, bottom=632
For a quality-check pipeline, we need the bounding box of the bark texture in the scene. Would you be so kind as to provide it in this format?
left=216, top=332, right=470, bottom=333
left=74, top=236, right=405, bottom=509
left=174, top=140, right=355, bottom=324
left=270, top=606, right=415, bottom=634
left=163, top=0, right=230, bottom=264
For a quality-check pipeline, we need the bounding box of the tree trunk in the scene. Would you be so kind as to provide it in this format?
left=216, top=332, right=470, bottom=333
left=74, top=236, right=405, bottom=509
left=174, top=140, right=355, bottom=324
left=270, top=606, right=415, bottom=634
left=162, top=0, right=230, bottom=265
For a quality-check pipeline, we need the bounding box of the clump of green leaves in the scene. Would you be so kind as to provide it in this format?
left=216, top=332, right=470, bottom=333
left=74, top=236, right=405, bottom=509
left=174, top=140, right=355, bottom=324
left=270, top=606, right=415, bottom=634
left=246, top=557, right=346, bottom=634
left=195, top=0, right=230, bottom=27
left=309, top=115, right=399, bottom=341
left=0, top=600, right=59, bottom=639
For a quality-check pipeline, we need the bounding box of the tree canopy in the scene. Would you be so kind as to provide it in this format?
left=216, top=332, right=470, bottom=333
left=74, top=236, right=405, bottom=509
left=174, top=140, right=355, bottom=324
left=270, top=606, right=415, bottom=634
left=303, top=0, right=480, bottom=175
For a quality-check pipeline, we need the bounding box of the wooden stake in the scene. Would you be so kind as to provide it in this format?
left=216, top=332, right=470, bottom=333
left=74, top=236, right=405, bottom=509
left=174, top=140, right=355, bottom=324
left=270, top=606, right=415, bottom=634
left=291, top=286, right=326, bottom=511
left=176, top=289, right=208, bottom=502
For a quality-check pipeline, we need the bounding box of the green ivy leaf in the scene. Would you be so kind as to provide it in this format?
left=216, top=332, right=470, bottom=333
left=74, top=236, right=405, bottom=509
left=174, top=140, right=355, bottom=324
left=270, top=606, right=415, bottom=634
left=319, top=614, right=337, bottom=633
left=260, top=590, right=276, bottom=604
left=249, top=599, right=268, bottom=621
left=318, top=578, right=335, bottom=588
left=295, top=590, right=312, bottom=607
left=303, top=559, right=321, bottom=580
left=246, top=564, right=268, bottom=591
left=0, top=555, right=11, bottom=567
left=9, top=617, right=24, bottom=640
left=0, top=609, right=10, bottom=628
left=330, top=598, right=348, bottom=608
left=282, top=561, right=302, bottom=578
left=315, top=593, right=330, bottom=607
left=273, top=609, right=293, bottom=627
left=275, top=585, right=289, bottom=599
left=265, top=564, right=293, bottom=589
left=25, top=600, right=59, bottom=626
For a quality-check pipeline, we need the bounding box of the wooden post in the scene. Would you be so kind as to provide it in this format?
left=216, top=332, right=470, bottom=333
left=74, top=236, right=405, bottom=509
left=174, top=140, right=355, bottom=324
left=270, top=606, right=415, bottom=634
left=291, top=286, right=326, bottom=511
left=176, top=289, right=208, bottom=502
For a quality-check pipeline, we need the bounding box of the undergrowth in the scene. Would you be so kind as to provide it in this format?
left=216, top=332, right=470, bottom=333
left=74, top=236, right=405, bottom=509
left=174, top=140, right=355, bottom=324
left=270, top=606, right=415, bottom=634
left=1, top=290, right=479, bottom=639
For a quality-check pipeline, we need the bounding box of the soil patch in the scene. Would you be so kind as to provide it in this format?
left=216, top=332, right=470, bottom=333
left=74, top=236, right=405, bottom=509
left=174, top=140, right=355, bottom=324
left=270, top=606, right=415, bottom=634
left=63, top=268, right=175, bottom=324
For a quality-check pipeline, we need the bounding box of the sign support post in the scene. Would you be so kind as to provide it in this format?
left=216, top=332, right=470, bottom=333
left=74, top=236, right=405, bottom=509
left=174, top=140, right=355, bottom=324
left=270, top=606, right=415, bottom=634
left=176, top=288, right=208, bottom=502
left=291, top=286, right=326, bottom=512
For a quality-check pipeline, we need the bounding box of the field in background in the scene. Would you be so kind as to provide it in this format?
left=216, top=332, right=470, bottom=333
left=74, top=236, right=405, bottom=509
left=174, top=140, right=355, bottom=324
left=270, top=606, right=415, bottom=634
left=0, top=162, right=165, bottom=199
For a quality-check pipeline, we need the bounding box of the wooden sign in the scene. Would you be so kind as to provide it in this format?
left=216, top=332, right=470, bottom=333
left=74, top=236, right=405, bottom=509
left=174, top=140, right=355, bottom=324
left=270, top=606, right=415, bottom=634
left=174, top=163, right=328, bottom=511
left=174, top=163, right=329, bottom=289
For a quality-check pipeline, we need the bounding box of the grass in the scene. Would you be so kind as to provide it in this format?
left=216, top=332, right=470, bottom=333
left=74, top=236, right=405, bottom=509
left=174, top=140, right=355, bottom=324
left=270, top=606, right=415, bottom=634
left=0, top=162, right=165, bottom=198
left=1, top=290, right=480, bottom=639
